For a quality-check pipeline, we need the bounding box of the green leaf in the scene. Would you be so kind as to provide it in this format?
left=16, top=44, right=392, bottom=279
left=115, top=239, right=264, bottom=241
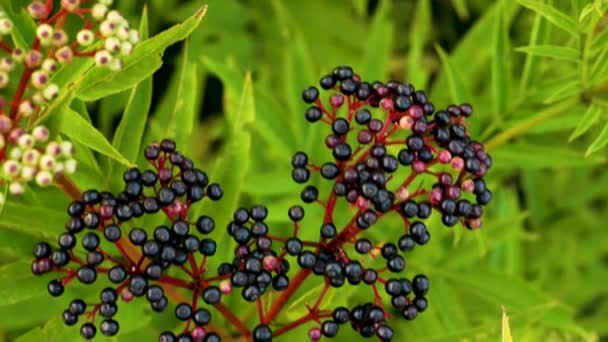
left=15, top=317, right=80, bottom=342
left=502, top=306, right=514, bottom=342
left=167, top=43, right=200, bottom=154
left=407, top=0, right=431, bottom=88
left=491, top=143, right=606, bottom=169
left=75, top=55, right=161, bottom=102
left=75, top=5, right=208, bottom=101
left=515, top=45, right=580, bottom=62
left=361, top=0, right=393, bottom=82
left=435, top=45, right=466, bottom=104
left=61, top=108, right=133, bottom=167
left=585, top=120, right=608, bottom=156
left=519, top=8, right=551, bottom=95
left=450, top=0, right=470, bottom=19
left=0, top=202, right=65, bottom=238
left=492, top=1, right=510, bottom=119
left=518, top=0, right=580, bottom=35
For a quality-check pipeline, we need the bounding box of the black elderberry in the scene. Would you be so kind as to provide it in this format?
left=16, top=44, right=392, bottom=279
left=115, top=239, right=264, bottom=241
left=145, top=264, right=163, bottom=280
left=321, top=320, right=339, bottom=337
left=33, top=242, right=51, bottom=259
left=300, top=185, right=319, bottom=203
left=48, top=280, right=64, bottom=296
left=398, top=149, right=414, bottom=165
left=320, top=222, right=337, bottom=238
left=253, top=324, right=273, bottom=342
left=302, top=86, right=320, bottom=103
left=103, top=224, right=121, bottom=242
left=242, top=284, right=261, bottom=301
left=305, top=106, right=323, bottom=122
left=394, top=95, right=411, bottom=111
left=80, top=322, right=96, bottom=339
left=100, top=319, right=119, bottom=336
left=52, top=250, right=70, bottom=267
left=355, top=238, right=372, bottom=254
left=414, top=297, right=428, bottom=312
left=128, top=275, right=148, bottom=296
left=400, top=200, right=419, bottom=218
left=412, top=274, right=430, bottom=296
left=333, top=142, right=352, bottom=161
left=58, top=233, right=76, bottom=249
left=129, top=228, right=147, bottom=245
left=203, top=333, right=220, bottom=342
left=272, top=274, right=289, bottom=290
left=333, top=307, right=350, bottom=324
left=297, top=251, right=316, bottom=268
left=202, top=286, right=221, bottom=305
left=99, top=302, right=117, bottom=318
left=109, top=266, right=127, bottom=283
left=81, top=232, right=100, bottom=251
left=398, top=235, right=416, bottom=252
left=69, top=299, right=86, bottom=315
left=402, top=305, right=418, bottom=320
left=368, top=119, right=383, bottom=133
left=175, top=303, right=192, bottom=320
left=77, top=266, right=97, bottom=284
left=67, top=201, right=85, bottom=216
left=442, top=214, right=459, bottom=227
left=151, top=296, right=168, bottom=312
left=477, top=189, right=492, bottom=205
left=207, top=183, right=223, bottom=200
left=387, top=255, right=406, bottom=272
left=376, top=324, right=394, bottom=341
left=320, top=75, right=336, bottom=89
left=362, top=269, right=378, bottom=284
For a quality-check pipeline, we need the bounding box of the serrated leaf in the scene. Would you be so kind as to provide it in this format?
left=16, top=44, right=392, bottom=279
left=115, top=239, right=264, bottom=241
left=407, top=0, right=431, bottom=88
left=492, top=1, right=510, bottom=119
left=75, top=5, right=208, bottom=101
left=167, top=43, right=200, bottom=154
left=361, top=0, right=393, bottom=82
left=502, top=306, right=514, bottom=342
left=585, top=121, right=608, bottom=156
left=491, top=143, right=605, bottom=169
left=519, top=9, right=551, bottom=95
left=61, top=108, right=133, bottom=167
left=515, top=45, right=580, bottom=62
left=0, top=202, right=65, bottom=237
left=569, top=105, right=601, bottom=141
left=435, top=45, right=465, bottom=104
left=518, top=0, right=580, bottom=35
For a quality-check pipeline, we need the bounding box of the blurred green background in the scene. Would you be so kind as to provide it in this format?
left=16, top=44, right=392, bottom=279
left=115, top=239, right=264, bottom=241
left=2, top=0, right=608, bottom=341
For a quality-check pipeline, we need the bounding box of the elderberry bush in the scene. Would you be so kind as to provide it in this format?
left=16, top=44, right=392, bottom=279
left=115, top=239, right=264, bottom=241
left=31, top=66, right=492, bottom=341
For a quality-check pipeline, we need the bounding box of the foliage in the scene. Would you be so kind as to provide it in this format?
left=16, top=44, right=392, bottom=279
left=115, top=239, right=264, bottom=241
left=0, top=0, right=607, bottom=341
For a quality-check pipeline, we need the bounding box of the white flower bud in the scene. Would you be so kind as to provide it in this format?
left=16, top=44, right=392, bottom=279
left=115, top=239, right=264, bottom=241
left=99, top=20, right=115, bottom=37
left=39, top=154, right=56, bottom=170
left=0, top=18, right=13, bottom=35
left=0, top=114, right=11, bottom=133
left=120, top=41, right=133, bottom=56
left=52, top=30, right=69, bottom=47
left=9, top=147, right=22, bottom=160
left=61, top=0, right=80, bottom=12
left=104, top=37, right=121, bottom=53
left=22, top=149, right=40, bottom=166
left=36, top=24, right=54, bottom=45
left=55, top=46, right=73, bottom=64
left=21, top=165, right=36, bottom=181
left=36, top=170, right=53, bottom=187
left=12, top=48, right=25, bottom=62
left=53, top=162, right=65, bottom=175
left=42, top=84, right=59, bottom=101
left=0, top=71, right=8, bottom=88
left=9, top=182, right=24, bottom=196
left=108, top=58, right=123, bottom=71
left=107, top=10, right=126, bottom=25
left=17, top=134, right=35, bottom=149
left=3, top=160, right=20, bottom=177
left=0, top=57, right=15, bottom=72
left=64, top=159, right=77, bottom=174
left=46, top=142, right=62, bottom=156
left=60, top=141, right=74, bottom=156
left=76, top=29, right=94, bottom=46
left=27, top=2, right=48, bottom=19
left=92, top=4, right=108, bottom=21
left=94, top=50, right=113, bottom=66
left=31, top=70, right=49, bottom=89
left=32, top=92, right=46, bottom=105
left=129, top=30, right=140, bottom=44
left=32, top=126, right=50, bottom=142
left=42, top=59, right=58, bottom=73
left=116, top=26, right=129, bottom=40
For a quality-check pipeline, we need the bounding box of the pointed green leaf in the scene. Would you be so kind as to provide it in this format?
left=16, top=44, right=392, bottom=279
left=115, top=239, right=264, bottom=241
left=0, top=202, right=65, bottom=237
left=515, top=45, right=580, bottom=62
left=75, top=5, right=208, bottom=101
left=492, top=1, right=510, bottom=118
left=407, top=0, right=431, bottom=88
left=435, top=45, right=465, bottom=104
left=585, top=120, right=608, bottom=156
left=361, top=0, right=393, bottom=82
left=519, top=9, right=551, bottom=95
left=491, top=143, right=605, bottom=169
left=518, top=0, right=580, bottom=35
left=167, top=44, right=199, bottom=154
left=61, top=108, right=133, bottom=167
left=502, top=307, right=514, bottom=342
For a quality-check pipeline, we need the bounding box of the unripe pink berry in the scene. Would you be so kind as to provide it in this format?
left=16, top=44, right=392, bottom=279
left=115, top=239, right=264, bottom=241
left=397, top=187, right=409, bottom=200
left=399, top=115, right=414, bottom=129
left=308, top=327, right=322, bottom=341
left=408, top=105, right=423, bottom=119
left=0, top=114, right=12, bottom=133
left=462, top=179, right=474, bottom=192
left=380, top=98, right=393, bottom=111
left=412, top=160, right=426, bottom=174
left=451, top=157, right=464, bottom=171
left=356, top=196, right=370, bottom=210
left=430, top=188, right=442, bottom=204
left=330, top=94, right=344, bottom=107
left=219, top=280, right=232, bottom=295
left=263, top=256, right=278, bottom=271
left=438, top=150, right=452, bottom=164
left=192, top=327, right=205, bottom=340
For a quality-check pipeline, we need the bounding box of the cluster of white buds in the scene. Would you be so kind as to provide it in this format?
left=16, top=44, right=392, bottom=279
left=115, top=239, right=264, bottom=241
left=89, top=1, right=140, bottom=71
left=0, top=12, right=14, bottom=91
left=1, top=123, right=77, bottom=196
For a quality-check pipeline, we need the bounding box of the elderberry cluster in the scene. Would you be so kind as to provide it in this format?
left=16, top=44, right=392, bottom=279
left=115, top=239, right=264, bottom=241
left=32, top=139, right=226, bottom=341
left=280, top=65, right=493, bottom=340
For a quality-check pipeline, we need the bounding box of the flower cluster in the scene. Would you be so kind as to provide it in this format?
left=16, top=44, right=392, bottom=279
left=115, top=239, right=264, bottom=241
left=1, top=1, right=139, bottom=203
left=32, top=66, right=493, bottom=341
